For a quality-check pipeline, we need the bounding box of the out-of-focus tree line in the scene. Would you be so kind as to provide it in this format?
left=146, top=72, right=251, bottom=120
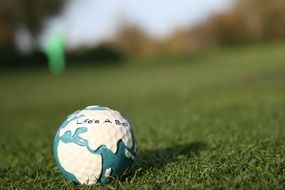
left=0, top=0, right=64, bottom=49
left=114, top=0, right=285, bottom=57
left=161, top=0, right=285, bottom=54
left=1, top=0, right=285, bottom=64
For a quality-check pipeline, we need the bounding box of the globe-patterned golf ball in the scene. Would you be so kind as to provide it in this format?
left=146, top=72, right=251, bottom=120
left=53, top=105, right=137, bottom=185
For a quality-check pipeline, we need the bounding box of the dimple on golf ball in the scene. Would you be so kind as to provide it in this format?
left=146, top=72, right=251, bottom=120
left=53, top=105, right=137, bottom=185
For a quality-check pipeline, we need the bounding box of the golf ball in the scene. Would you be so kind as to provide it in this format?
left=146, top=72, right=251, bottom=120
left=53, top=105, right=137, bottom=185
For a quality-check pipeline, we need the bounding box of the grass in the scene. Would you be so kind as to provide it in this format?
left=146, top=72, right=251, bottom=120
left=0, top=44, right=285, bottom=189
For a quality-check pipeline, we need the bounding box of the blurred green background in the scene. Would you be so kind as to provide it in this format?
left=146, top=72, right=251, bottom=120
left=0, top=0, right=285, bottom=189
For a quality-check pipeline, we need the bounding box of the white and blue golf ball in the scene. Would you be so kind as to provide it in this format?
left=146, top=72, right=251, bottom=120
left=53, top=105, right=137, bottom=185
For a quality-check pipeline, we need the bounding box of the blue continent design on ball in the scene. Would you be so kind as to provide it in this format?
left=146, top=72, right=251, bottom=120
left=54, top=107, right=136, bottom=185
left=85, top=105, right=110, bottom=111
left=53, top=111, right=85, bottom=185
left=59, top=126, right=135, bottom=184
left=61, top=127, right=89, bottom=147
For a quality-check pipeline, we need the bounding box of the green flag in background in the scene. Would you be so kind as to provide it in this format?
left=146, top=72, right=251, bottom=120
left=46, top=33, right=66, bottom=75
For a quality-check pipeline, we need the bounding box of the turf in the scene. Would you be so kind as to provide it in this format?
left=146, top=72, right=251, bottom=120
left=0, top=44, right=285, bottom=189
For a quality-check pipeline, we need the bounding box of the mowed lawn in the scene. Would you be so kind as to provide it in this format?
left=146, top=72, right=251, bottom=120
left=0, top=44, right=285, bottom=189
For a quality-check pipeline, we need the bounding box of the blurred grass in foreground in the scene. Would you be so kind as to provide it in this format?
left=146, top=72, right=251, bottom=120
left=0, top=43, right=284, bottom=189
